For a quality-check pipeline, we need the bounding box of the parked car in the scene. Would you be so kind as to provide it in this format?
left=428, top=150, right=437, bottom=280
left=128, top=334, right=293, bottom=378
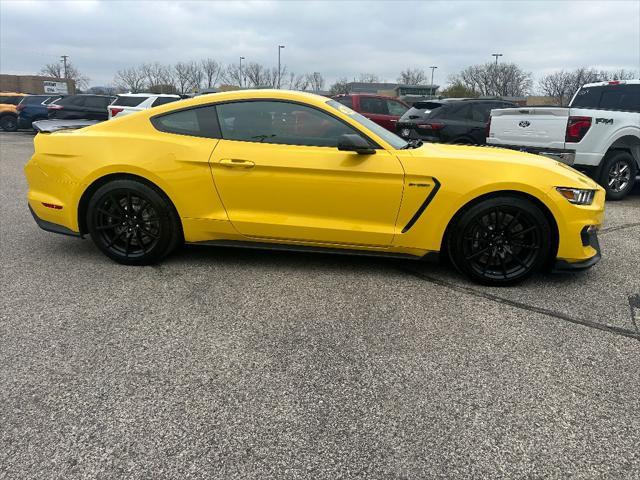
left=0, top=92, right=27, bottom=131
left=47, top=94, right=116, bottom=121
left=17, top=95, right=65, bottom=130
left=488, top=80, right=640, bottom=199
left=25, top=90, right=605, bottom=286
left=396, top=98, right=516, bottom=145
left=332, top=94, right=409, bottom=131
left=108, top=93, right=181, bottom=119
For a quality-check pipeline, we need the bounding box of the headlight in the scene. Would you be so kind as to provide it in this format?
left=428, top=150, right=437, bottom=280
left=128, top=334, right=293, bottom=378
left=556, top=187, right=596, bottom=205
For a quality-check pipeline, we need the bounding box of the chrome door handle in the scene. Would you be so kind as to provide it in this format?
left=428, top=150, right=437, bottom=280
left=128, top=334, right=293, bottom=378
left=219, top=159, right=255, bottom=169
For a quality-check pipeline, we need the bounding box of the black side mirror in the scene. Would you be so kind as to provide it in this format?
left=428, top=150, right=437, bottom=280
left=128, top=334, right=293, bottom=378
left=337, top=134, right=376, bottom=155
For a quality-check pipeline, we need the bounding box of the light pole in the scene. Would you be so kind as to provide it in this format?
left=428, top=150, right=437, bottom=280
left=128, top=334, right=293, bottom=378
left=239, top=56, right=245, bottom=88
left=277, top=45, right=285, bottom=89
left=491, top=53, right=503, bottom=66
left=429, top=66, right=437, bottom=96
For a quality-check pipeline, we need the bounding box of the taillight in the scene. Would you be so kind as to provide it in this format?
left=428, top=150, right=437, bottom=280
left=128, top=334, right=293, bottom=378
left=47, top=104, right=63, bottom=110
left=485, top=116, right=492, bottom=138
left=16, top=104, right=24, bottom=112
left=417, top=122, right=444, bottom=130
left=607, top=80, right=621, bottom=85
left=110, top=107, right=124, bottom=116
left=565, top=116, right=591, bottom=143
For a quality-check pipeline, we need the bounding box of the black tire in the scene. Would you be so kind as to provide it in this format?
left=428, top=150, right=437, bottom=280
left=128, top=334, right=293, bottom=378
left=598, top=151, right=637, bottom=201
left=447, top=196, right=552, bottom=286
left=86, top=179, right=182, bottom=265
left=0, top=115, right=18, bottom=132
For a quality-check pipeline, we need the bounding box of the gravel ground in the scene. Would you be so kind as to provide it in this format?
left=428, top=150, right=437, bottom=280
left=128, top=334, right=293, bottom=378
left=1, top=132, right=639, bottom=479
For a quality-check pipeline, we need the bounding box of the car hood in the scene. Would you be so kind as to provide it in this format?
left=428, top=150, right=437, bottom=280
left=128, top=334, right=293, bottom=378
left=409, top=143, right=600, bottom=189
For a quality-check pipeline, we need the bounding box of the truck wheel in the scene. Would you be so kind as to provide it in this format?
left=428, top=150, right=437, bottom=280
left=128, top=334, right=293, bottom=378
left=0, top=115, right=18, bottom=132
left=599, top=151, right=637, bottom=200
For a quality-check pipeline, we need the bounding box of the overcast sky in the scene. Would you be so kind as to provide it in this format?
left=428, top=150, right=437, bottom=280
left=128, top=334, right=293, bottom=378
left=1, top=0, right=639, bottom=90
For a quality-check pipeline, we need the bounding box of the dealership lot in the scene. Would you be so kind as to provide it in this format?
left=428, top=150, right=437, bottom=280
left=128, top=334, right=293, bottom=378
left=1, top=132, right=639, bottom=478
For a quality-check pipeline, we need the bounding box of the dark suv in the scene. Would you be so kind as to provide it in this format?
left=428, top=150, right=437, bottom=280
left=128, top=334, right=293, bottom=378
left=47, top=94, right=116, bottom=121
left=17, top=95, right=64, bottom=129
left=396, top=99, right=516, bottom=145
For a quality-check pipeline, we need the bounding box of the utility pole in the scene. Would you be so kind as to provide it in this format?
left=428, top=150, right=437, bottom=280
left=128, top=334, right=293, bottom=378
left=429, top=66, right=438, bottom=96
left=239, top=56, right=245, bottom=88
left=277, top=45, right=285, bottom=89
left=491, top=53, right=503, bottom=66
left=60, top=55, right=69, bottom=79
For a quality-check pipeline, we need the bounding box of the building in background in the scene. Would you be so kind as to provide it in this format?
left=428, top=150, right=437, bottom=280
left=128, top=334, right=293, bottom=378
left=344, top=82, right=439, bottom=104
left=0, top=74, right=76, bottom=94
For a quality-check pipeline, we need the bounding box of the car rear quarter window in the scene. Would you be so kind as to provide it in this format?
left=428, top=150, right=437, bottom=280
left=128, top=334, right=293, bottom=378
left=359, top=97, right=389, bottom=115
left=114, top=96, right=149, bottom=107
left=152, top=105, right=221, bottom=138
left=151, top=97, right=180, bottom=107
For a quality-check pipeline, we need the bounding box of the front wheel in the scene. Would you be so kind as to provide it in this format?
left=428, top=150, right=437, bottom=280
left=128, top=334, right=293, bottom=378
left=87, top=179, right=182, bottom=265
left=599, top=151, right=636, bottom=200
left=447, top=196, right=552, bottom=286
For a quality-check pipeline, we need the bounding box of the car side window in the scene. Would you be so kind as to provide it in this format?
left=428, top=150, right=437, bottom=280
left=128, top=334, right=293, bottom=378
left=386, top=99, right=408, bottom=116
left=83, top=97, right=107, bottom=108
left=152, top=105, right=221, bottom=138
left=216, top=100, right=363, bottom=148
left=600, top=86, right=640, bottom=112
left=335, top=96, right=353, bottom=108
left=471, top=104, right=492, bottom=122
left=450, top=104, right=471, bottom=120
left=359, top=97, right=389, bottom=115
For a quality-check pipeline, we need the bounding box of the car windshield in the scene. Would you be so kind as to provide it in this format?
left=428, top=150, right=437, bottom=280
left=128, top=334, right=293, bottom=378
left=326, top=99, right=408, bottom=149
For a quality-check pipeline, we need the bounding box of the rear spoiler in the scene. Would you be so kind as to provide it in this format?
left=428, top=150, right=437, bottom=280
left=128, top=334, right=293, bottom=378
left=32, top=119, right=99, bottom=133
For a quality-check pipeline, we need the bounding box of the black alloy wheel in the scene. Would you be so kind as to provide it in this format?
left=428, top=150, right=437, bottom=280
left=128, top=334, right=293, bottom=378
left=87, top=180, right=181, bottom=265
left=448, top=196, right=552, bottom=285
left=0, top=115, right=18, bottom=132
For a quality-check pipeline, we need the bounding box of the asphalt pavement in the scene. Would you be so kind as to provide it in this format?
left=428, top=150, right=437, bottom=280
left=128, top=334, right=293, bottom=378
left=1, top=132, right=639, bottom=479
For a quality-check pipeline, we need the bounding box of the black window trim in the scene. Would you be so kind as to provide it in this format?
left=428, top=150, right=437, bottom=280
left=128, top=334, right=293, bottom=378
left=150, top=104, right=222, bottom=139
left=150, top=98, right=382, bottom=148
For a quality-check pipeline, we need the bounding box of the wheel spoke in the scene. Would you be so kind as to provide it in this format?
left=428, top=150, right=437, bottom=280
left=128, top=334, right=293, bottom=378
left=140, top=227, right=159, bottom=239
left=97, top=207, right=121, bottom=219
left=505, top=212, right=521, bottom=232
left=512, top=225, right=536, bottom=237
left=106, top=229, right=127, bottom=248
left=466, top=245, right=491, bottom=260
left=135, top=229, right=147, bottom=253
left=511, top=241, right=539, bottom=250
left=124, top=233, right=132, bottom=256
left=96, top=223, right=119, bottom=231
left=109, top=195, right=125, bottom=215
left=499, top=254, right=508, bottom=278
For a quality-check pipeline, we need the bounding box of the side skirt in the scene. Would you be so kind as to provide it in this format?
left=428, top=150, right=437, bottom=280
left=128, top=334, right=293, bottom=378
left=189, top=239, right=439, bottom=262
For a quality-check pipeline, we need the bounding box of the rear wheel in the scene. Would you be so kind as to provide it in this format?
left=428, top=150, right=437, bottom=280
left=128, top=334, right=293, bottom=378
left=447, top=196, right=552, bottom=286
left=599, top=151, right=636, bottom=200
left=0, top=115, right=18, bottom=132
left=87, top=179, right=182, bottom=265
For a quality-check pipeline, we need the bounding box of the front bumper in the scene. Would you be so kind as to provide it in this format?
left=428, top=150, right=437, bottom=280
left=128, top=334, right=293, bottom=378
left=553, top=226, right=601, bottom=272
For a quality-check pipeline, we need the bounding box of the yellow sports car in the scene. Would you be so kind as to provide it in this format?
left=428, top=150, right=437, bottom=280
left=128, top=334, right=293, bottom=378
left=25, top=90, right=605, bottom=285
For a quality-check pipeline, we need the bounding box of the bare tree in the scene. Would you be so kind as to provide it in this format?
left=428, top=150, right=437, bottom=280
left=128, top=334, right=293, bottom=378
left=539, top=67, right=638, bottom=106
left=173, top=62, right=194, bottom=94
left=328, top=77, right=350, bottom=95
left=201, top=58, right=223, bottom=88
left=449, top=63, right=532, bottom=97
left=305, top=72, right=325, bottom=91
left=141, top=62, right=173, bottom=93
left=357, top=73, right=380, bottom=83
left=187, top=61, right=204, bottom=92
left=397, top=68, right=428, bottom=85
left=222, top=63, right=245, bottom=87
left=40, top=61, right=90, bottom=90
left=114, top=66, right=147, bottom=93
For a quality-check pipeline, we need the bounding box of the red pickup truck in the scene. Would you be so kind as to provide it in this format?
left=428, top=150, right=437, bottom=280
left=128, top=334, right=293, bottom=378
left=332, top=94, right=409, bottom=132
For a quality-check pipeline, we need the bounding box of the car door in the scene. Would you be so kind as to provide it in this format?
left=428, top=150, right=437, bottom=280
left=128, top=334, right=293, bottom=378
left=358, top=96, right=395, bottom=131
left=210, top=100, right=405, bottom=246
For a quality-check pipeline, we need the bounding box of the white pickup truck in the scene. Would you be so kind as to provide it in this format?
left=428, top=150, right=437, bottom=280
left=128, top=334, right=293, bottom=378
left=488, top=80, right=640, bottom=199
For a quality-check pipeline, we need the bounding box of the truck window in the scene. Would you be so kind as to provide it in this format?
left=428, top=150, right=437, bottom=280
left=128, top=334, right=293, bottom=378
left=571, top=87, right=602, bottom=109
left=334, top=96, right=353, bottom=108
left=359, top=97, right=389, bottom=115
left=600, top=85, right=640, bottom=113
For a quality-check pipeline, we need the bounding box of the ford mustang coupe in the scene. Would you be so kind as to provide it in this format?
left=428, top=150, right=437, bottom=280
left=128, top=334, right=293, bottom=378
left=25, top=90, right=604, bottom=285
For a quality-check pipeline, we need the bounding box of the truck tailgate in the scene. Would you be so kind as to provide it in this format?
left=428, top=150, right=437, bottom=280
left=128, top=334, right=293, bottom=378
left=488, top=107, right=568, bottom=150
